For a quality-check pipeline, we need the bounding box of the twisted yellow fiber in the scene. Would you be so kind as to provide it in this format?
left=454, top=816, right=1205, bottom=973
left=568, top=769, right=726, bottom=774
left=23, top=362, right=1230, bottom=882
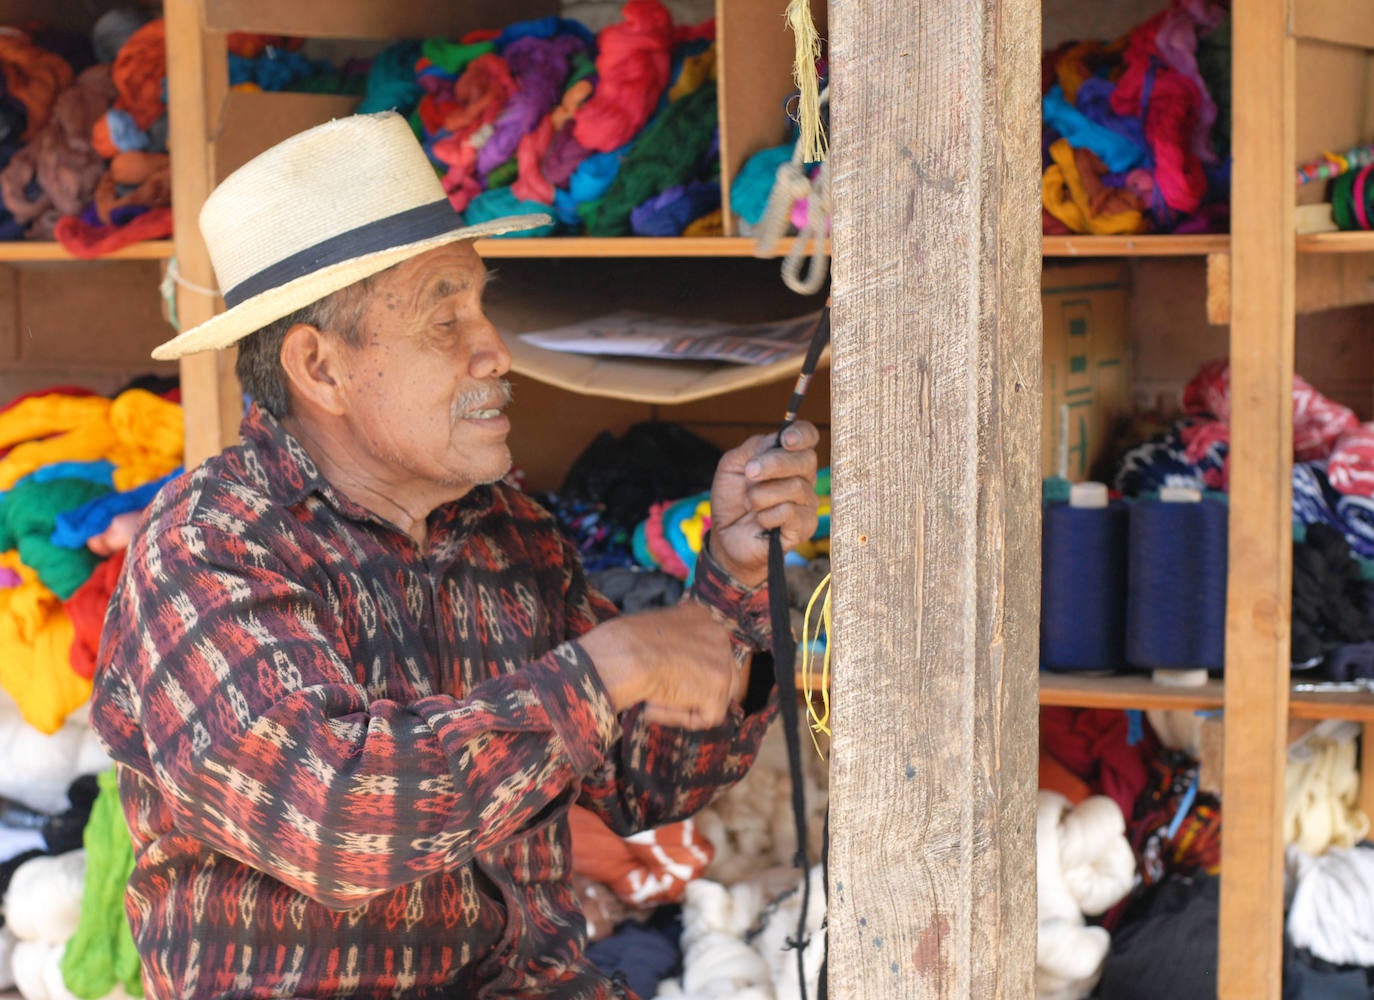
left=784, top=0, right=827, bottom=163
left=800, top=571, right=831, bottom=757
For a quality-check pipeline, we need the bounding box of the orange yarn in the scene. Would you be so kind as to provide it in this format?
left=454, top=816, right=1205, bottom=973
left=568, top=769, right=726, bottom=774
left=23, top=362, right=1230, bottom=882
left=92, top=151, right=170, bottom=224
left=109, top=19, right=166, bottom=131
left=0, top=33, right=74, bottom=140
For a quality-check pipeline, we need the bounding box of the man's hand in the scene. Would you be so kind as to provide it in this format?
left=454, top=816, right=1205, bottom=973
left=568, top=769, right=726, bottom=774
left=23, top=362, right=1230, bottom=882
left=578, top=603, right=737, bottom=729
left=706, top=421, right=821, bottom=588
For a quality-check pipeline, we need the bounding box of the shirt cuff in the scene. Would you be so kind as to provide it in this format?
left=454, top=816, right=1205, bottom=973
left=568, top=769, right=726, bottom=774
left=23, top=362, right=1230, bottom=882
left=522, top=641, right=620, bottom=776
left=688, top=542, right=772, bottom=652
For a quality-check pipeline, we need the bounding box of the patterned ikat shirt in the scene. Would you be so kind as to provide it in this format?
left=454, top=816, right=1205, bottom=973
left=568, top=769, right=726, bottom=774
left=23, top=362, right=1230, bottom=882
left=91, top=405, right=778, bottom=1000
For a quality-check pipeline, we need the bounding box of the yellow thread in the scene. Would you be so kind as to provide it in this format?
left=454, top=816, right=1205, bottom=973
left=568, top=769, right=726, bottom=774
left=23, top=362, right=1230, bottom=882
left=800, top=571, right=831, bottom=757
left=784, top=0, right=827, bottom=163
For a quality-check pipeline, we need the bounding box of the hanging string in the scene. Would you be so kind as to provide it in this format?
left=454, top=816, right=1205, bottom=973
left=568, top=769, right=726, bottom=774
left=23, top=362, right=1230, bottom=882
left=783, top=0, right=826, bottom=162
left=800, top=570, right=832, bottom=755
left=1296, top=143, right=1374, bottom=186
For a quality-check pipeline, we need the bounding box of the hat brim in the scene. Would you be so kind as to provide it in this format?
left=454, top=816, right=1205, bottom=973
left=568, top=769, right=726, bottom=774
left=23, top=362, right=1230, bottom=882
left=152, top=214, right=551, bottom=360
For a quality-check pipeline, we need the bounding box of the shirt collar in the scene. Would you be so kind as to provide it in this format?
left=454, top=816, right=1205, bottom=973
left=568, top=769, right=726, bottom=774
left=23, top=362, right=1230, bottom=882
left=240, top=402, right=495, bottom=549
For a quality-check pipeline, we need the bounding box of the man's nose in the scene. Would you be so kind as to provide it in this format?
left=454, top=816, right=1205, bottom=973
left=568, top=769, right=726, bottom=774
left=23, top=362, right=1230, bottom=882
left=469, top=318, right=512, bottom=379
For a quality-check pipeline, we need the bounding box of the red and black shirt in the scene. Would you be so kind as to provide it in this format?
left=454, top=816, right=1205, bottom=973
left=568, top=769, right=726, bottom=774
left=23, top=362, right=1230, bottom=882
left=91, top=404, right=777, bottom=1000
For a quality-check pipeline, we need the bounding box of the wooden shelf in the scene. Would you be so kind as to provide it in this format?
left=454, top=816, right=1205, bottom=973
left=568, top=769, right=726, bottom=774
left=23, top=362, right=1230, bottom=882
left=473, top=236, right=820, bottom=259
left=0, top=241, right=174, bottom=262
left=1042, top=234, right=1229, bottom=257
left=1296, top=230, right=1374, bottom=254
left=1038, top=671, right=1226, bottom=711
left=1289, top=687, right=1374, bottom=721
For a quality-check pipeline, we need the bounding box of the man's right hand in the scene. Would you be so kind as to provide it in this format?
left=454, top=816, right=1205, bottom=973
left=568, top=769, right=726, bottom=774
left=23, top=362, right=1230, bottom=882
left=576, top=602, right=735, bottom=729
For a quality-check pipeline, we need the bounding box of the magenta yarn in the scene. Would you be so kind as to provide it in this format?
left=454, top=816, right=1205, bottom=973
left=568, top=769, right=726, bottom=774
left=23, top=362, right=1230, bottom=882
left=1153, top=5, right=1222, bottom=164
left=542, top=121, right=593, bottom=187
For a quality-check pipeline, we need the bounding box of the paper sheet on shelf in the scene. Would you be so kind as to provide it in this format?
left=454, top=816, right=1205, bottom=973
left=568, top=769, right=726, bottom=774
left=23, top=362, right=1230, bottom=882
left=517, top=310, right=823, bottom=366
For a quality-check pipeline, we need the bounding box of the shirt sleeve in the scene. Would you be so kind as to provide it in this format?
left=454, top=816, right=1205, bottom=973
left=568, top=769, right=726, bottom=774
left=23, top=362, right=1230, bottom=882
left=91, top=514, right=620, bottom=912
left=572, top=542, right=780, bottom=837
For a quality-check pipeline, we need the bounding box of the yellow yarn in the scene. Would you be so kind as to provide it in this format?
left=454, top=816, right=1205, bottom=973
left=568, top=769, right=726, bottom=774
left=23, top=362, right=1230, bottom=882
left=107, top=388, right=184, bottom=489
left=0, top=421, right=117, bottom=490
left=668, top=45, right=716, bottom=101
left=0, top=552, right=89, bottom=735
left=784, top=0, right=827, bottom=163
left=0, top=394, right=110, bottom=451
left=799, top=571, right=831, bottom=757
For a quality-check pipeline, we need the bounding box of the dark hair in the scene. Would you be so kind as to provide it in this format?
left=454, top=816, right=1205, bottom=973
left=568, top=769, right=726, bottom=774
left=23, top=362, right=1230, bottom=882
left=234, top=276, right=374, bottom=418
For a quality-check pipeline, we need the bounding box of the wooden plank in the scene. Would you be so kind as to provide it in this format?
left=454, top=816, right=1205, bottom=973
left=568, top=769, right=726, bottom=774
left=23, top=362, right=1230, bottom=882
left=1362, top=728, right=1374, bottom=814
left=1293, top=0, right=1374, bottom=50
left=1038, top=673, right=1226, bottom=712
left=1289, top=691, right=1374, bottom=721
left=1206, top=252, right=1231, bottom=325
left=478, top=236, right=827, bottom=258
left=1221, top=0, right=1295, bottom=996
left=1041, top=234, right=1229, bottom=257
left=0, top=241, right=174, bottom=261
left=827, top=0, right=1040, bottom=994
left=1294, top=41, right=1372, bottom=206
left=1298, top=231, right=1374, bottom=252
left=203, top=0, right=556, bottom=39
left=166, top=0, right=237, bottom=466
left=214, top=91, right=361, bottom=180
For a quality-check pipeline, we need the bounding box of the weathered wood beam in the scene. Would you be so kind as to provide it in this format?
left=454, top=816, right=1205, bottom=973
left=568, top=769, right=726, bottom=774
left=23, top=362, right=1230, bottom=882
left=827, top=0, right=1041, bottom=994
left=1220, top=0, right=1295, bottom=996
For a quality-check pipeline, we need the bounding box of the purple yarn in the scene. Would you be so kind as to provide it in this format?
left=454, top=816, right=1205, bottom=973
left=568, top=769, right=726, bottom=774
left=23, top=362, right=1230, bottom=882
left=477, top=35, right=585, bottom=180
left=542, top=121, right=593, bottom=187
left=629, top=180, right=720, bottom=237
left=1154, top=5, right=1220, bottom=163
left=0, top=567, right=20, bottom=589
left=1075, top=78, right=1149, bottom=155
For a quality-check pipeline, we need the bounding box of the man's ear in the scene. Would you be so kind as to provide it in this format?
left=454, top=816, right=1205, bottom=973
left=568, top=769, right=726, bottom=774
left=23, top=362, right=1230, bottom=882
left=279, top=323, right=349, bottom=416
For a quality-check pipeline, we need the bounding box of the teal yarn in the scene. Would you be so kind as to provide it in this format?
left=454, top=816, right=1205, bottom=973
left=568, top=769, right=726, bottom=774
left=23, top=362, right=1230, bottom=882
left=462, top=187, right=555, bottom=235
left=0, top=477, right=110, bottom=599
left=731, top=144, right=792, bottom=227
left=358, top=40, right=423, bottom=114
left=579, top=84, right=719, bottom=237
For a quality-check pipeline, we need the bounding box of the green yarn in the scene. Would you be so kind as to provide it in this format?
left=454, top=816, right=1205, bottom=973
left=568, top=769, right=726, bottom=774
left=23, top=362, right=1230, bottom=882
left=421, top=37, right=495, bottom=77
left=358, top=40, right=423, bottom=114
left=60, top=770, right=143, bottom=999
left=567, top=50, right=596, bottom=87
left=0, top=477, right=109, bottom=598
left=486, top=156, right=519, bottom=189
left=579, top=84, right=719, bottom=237
left=1196, top=14, right=1231, bottom=160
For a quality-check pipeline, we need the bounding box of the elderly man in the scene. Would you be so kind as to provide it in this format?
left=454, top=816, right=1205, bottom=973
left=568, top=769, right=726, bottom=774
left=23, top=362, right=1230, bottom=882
left=90, top=112, right=819, bottom=999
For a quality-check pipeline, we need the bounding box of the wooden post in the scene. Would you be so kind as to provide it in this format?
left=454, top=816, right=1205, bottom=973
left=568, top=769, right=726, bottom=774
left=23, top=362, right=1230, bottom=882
left=827, top=0, right=1041, bottom=994
left=165, top=0, right=237, bottom=465
left=1219, top=1, right=1294, bottom=997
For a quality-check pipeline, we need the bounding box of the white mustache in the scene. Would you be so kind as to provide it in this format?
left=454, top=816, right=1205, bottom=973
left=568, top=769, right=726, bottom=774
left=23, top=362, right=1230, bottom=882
left=453, top=379, right=513, bottom=419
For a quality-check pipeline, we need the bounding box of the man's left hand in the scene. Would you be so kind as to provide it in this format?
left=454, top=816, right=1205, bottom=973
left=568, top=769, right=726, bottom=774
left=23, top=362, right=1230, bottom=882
left=706, top=421, right=821, bottom=588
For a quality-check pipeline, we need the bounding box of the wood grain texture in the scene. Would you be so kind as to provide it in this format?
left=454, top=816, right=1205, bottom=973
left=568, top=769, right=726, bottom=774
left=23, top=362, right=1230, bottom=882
left=166, top=0, right=236, bottom=466
left=1220, top=1, right=1295, bottom=996
left=827, top=0, right=1040, bottom=994
left=203, top=0, right=556, bottom=39
left=1292, top=0, right=1374, bottom=49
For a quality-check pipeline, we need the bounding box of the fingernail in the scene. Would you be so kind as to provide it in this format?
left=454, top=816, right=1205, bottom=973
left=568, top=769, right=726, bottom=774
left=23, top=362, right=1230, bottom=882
left=746, top=460, right=762, bottom=479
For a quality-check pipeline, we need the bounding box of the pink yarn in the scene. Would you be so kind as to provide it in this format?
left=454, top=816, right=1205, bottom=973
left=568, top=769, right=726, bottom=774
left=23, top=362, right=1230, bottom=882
left=572, top=0, right=674, bottom=153
left=1153, top=3, right=1224, bottom=164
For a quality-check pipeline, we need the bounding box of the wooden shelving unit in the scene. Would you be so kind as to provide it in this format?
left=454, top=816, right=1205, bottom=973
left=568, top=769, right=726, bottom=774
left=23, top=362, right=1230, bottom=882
left=0, top=241, right=174, bottom=262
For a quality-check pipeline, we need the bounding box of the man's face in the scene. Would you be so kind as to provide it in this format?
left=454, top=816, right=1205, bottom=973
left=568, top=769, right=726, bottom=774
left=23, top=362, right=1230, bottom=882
left=334, top=241, right=514, bottom=498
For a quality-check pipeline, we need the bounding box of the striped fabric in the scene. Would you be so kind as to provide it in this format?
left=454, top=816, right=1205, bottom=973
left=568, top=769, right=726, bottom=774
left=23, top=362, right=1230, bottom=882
left=91, top=405, right=777, bottom=1000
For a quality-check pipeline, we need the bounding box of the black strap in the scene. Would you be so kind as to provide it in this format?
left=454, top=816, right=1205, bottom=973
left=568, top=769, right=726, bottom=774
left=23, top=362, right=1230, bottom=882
left=767, top=305, right=831, bottom=1000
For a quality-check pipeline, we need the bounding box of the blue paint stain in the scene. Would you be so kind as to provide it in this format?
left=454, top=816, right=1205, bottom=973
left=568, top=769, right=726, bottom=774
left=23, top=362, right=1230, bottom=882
left=891, top=961, right=900, bottom=975
left=859, top=918, right=867, bottom=927
left=906, top=764, right=916, bottom=779
left=874, top=936, right=884, bottom=949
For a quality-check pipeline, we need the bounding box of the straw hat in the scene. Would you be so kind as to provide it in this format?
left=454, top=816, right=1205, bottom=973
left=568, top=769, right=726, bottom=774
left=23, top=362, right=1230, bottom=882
left=152, top=112, right=549, bottom=360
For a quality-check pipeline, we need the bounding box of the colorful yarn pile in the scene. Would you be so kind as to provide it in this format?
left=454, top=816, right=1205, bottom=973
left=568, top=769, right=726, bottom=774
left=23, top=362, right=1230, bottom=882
left=360, top=2, right=724, bottom=237
left=1040, top=0, right=1231, bottom=235
left=0, top=385, right=182, bottom=734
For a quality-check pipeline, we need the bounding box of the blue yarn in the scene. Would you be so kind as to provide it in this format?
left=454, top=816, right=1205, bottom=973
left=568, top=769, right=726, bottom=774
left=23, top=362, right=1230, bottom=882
left=1336, top=494, right=1374, bottom=560
left=629, top=180, right=719, bottom=236
left=254, top=49, right=320, bottom=92
left=1125, top=497, right=1229, bottom=671
left=1042, top=85, right=1147, bottom=174
left=1041, top=500, right=1130, bottom=671
left=731, top=144, right=792, bottom=227
left=494, top=16, right=595, bottom=53
left=2, top=460, right=115, bottom=501
left=1126, top=709, right=1144, bottom=746
left=357, top=40, right=423, bottom=114
left=554, top=147, right=627, bottom=226
left=49, top=469, right=180, bottom=550
left=227, top=52, right=255, bottom=88
left=103, top=109, right=149, bottom=152
left=586, top=919, right=681, bottom=999
left=461, top=187, right=555, bottom=235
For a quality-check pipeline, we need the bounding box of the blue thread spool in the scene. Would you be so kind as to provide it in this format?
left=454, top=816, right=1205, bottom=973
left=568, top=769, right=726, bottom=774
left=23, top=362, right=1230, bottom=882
left=1041, top=482, right=1130, bottom=671
left=1125, top=488, right=1229, bottom=672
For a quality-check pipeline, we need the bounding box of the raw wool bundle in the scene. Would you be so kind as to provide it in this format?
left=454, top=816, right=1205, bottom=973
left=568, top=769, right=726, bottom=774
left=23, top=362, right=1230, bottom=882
left=1036, top=790, right=1136, bottom=1000
left=1286, top=843, right=1374, bottom=967
left=0, top=694, right=108, bottom=816
left=690, top=722, right=828, bottom=886
left=656, top=865, right=825, bottom=1000
left=1283, top=720, right=1369, bottom=856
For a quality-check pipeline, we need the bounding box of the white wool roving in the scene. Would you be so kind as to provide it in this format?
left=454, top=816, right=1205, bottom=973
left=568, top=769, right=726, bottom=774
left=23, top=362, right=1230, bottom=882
left=658, top=866, right=825, bottom=1000
left=1284, top=721, right=1369, bottom=856
left=1037, top=791, right=1136, bottom=1000
left=693, top=724, right=828, bottom=886
left=0, top=693, right=109, bottom=816
left=1287, top=843, right=1374, bottom=966
left=5, top=852, right=86, bottom=946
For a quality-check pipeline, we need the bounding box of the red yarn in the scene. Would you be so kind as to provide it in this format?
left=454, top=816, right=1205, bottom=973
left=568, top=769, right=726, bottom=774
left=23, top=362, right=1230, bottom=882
left=53, top=205, right=173, bottom=259
left=428, top=53, right=517, bottom=210
left=1109, top=12, right=1206, bottom=215
left=64, top=550, right=124, bottom=680
left=674, top=19, right=716, bottom=46
left=572, top=0, right=674, bottom=153
left=1040, top=706, right=1157, bottom=820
